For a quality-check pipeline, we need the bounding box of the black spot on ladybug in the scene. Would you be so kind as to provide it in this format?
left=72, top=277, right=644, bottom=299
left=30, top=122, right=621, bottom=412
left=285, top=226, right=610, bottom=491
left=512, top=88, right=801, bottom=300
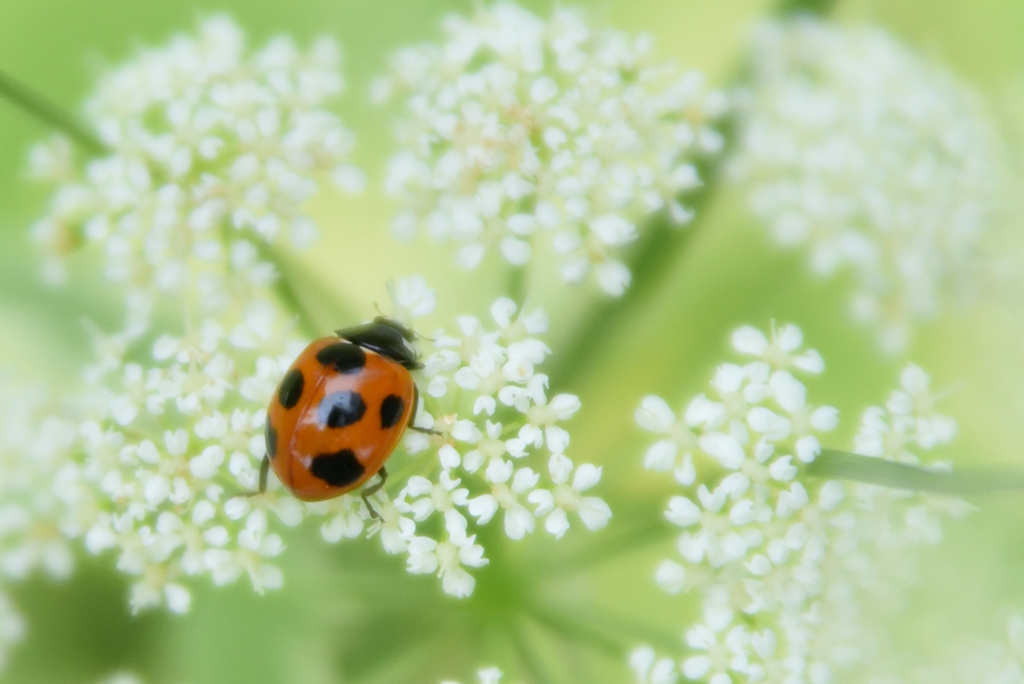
left=317, top=391, right=367, bottom=429
left=278, top=369, right=304, bottom=409
left=265, top=422, right=277, bottom=459
left=380, top=395, right=405, bottom=429
left=310, top=449, right=365, bottom=487
left=315, top=342, right=366, bottom=374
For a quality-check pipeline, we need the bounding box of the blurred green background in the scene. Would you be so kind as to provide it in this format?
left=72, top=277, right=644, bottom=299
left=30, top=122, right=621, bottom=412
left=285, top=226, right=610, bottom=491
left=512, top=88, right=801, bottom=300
left=2, top=1, right=1024, bottom=682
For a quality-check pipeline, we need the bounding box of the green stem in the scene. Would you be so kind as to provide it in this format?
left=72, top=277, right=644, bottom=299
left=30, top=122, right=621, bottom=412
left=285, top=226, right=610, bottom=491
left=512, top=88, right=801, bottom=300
left=0, top=68, right=107, bottom=154
left=507, top=264, right=528, bottom=310
left=251, top=239, right=355, bottom=339
left=387, top=447, right=441, bottom=486
left=524, top=597, right=683, bottom=660
left=775, top=0, right=841, bottom=15
left=547, top=146, right=727, bottom=389
left=512, top=618, right=554, bottom=684
left=270, top=261, right=324, bottom=339
left=523, top=601, right=625, bottom=660
left=543, top=519, right=677, bottom=579
left=810, top=449, right=1024, bottom=493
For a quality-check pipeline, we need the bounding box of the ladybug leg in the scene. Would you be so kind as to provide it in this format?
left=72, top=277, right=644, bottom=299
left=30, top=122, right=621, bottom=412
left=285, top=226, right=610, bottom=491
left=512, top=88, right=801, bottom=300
left=246, top=456, right=270, bottom=498
left=410, top=425, right=443, bottom=436
left=258, top=455, right=269, bottom=494
left=360, top=466, right=388, bottom=520
left=409, top=384, right=443, bottom=435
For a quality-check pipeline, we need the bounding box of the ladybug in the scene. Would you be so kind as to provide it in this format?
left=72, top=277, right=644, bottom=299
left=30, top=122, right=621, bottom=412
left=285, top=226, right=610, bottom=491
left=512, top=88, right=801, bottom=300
left=260, top=317, right=423, bottom=517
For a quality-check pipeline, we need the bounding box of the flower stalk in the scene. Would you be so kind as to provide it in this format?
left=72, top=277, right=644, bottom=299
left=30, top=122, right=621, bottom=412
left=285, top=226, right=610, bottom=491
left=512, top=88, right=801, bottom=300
left=0, top=68, right=108, bottom=154
left=810, top=449, right=1024, bottom=493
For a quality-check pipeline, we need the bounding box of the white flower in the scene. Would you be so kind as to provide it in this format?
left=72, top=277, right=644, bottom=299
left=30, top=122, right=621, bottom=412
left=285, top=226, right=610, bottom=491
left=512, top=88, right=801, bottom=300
left=731, top=324, right=824, bottom=375
left=467, top=460, right=539, bottom=540
left=397, top=471, right=470, bottom=534
left=732, top=18, right=1005, bottom=353
left=513, top=375, right=580, bottom=454
left=318, top=495, right=369, bottom=544
left=847, top=365, right=969, bottom=555
left=638, top=323, right=835, bottom=500
left=0, top=375, right=80, bottom=670
left=636, top=394, right=725, bottom=483
left=669, top=484, right=764, bottom=568
left=388, top=275, right=437, bottom=326
left=29, top=16, right=360, bottom=328
left=682, top=605, right=751, bottom=684
left=422, top=300, right=550, bottom=416
left=888, top=364, right=957, bottom=448
left=634, top=321, right=968, bottom=682
left=405, top=525, right=488, bottom=598
left=631, top=645, right=679, bottom=684
left=855, top=364, right=956, bottom=463
left=380, top=2, right=725, bottom=295
left=528, top=454, right=611, bottom=538
left=364, top=499, right=416, bottom=554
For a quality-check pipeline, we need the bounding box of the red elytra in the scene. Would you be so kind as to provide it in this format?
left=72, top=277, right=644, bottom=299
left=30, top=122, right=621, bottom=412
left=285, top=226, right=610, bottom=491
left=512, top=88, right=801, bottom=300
left=261, top=318, right=422, bottom=508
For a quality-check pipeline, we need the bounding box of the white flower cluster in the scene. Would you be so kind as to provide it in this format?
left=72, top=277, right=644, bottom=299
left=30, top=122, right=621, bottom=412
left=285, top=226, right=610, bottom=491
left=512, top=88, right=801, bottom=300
left=377, top=277, right=611, bottom=597
left=732, top=18, right=1003, bottom=353
left=61, top=305, right=321, bottom=614
left=0, top=375, right=78, bottom=671
left=378, top=2, right=726, bottom=296
left=42, top=277, right=605, bottom=611
left=631, top=323, right=966, bottom=684
left=0, top=378, right=77, bottom=584
left=847, top=365, right=968, bottom=555
left=29, top=15, right=362, bottom=324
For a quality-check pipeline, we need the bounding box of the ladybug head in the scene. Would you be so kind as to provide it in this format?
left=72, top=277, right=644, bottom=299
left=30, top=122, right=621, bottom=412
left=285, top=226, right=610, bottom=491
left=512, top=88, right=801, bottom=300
left=335, top=317, right=423, bottom=370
